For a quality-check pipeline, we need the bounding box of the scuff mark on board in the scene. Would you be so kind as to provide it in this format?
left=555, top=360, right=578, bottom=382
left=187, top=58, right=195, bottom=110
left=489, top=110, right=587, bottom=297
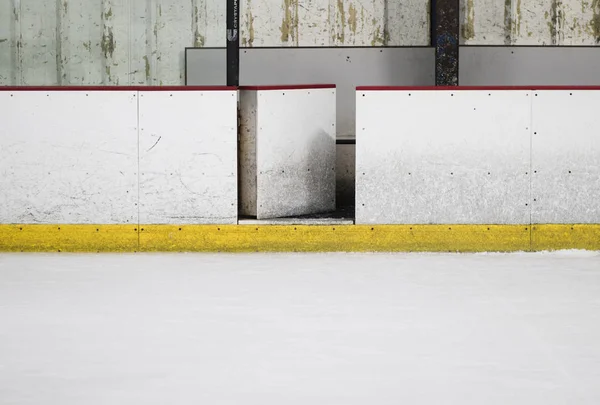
left=147, top=136, right=162, bottom=152
left=0, top=39, right=7, bottom=43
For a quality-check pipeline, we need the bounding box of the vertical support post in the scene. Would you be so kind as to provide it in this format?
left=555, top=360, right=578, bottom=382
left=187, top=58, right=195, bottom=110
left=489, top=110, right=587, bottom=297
left=431, top=0, right=459, bottom=86
left=226, top=0, right=239, bottom=86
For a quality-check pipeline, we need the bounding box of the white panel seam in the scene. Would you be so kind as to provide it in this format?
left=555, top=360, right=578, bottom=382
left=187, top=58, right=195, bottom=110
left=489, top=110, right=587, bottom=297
left=529, top=90, right=534, bottom=230
left=136, top=91, right=140, bottom=248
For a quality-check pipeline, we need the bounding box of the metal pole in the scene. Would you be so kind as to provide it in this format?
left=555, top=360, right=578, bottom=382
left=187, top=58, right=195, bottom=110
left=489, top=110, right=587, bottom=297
left=431, top=0, right=459, bottom=86
left=226, top=0, right=240, bottom=86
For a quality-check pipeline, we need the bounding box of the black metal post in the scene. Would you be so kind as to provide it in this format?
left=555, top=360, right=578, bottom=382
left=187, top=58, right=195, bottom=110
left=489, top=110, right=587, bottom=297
left=431, top=0, right=459, bottom=86
left=226, top=0, right=240, bottom=86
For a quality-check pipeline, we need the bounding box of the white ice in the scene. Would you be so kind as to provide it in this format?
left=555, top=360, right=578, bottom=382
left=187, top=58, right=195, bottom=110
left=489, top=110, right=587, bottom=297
left=1, top=251, right=600, bottom=404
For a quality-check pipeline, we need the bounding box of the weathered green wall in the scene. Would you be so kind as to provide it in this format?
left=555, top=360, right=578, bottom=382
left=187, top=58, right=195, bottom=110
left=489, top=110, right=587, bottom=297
left=0, top=0, right=428, bottom=85
left=461, top=0, right=600, bottom=45
left=0, top=0, right=597, bottom=86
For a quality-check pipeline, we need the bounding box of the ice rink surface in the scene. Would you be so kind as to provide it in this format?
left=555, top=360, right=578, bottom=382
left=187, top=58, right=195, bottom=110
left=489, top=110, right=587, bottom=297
left=1, top=251, right=600, bottom=405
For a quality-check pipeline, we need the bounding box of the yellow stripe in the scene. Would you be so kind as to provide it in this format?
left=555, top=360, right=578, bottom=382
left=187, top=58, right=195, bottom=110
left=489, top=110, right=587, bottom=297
left=138, top=224, right=530, bottom=252
left=2, top=223, right=598, bottom=252
left=0, top=225, right=138, bottom=252
left=531, top=224, right=600, bottom=251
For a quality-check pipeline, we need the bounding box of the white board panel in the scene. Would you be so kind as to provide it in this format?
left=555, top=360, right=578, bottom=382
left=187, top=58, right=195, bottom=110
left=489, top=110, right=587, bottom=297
left=0, top=90, right=138, bottom=224
left=531, top=90, right=600, bottom=224
left=255, top=88, right=336, bottom=219
left=356, top=89, right=531, bottom=225
left=138, top=90, right=238, bottom=224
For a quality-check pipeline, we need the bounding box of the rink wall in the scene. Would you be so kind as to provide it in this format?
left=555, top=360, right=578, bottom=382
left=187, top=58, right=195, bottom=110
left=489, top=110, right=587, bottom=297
left=0, top=86, right=238, bottom=230
left=0, top=86, right=599, bottom=253
left=356, top=86, right=600, bottom=226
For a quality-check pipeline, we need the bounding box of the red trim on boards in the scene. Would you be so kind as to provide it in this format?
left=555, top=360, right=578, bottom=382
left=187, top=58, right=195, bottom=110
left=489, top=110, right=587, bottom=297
left=356, top=85, right=600, bottom=91
left=240, top=84, right=336, bottom=91
left=139, top=86, right=237, bottom=91
left=0, top=86, right=237, bottom=91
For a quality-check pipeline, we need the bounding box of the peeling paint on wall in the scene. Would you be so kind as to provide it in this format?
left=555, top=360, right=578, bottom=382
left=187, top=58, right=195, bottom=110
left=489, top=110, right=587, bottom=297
left=280, top=0, right=299, bottom=44
left=464, top=0, right=600, bottom=44
left=504, top=0, right=513, bottom=44
left=334, top=0, right=346, bottom=43
left=143, top=55, right=151, bottom=81
left=100, top=28, right=115, bottom=59
left=548, top=0, right=559, bottom=43
left=101, top=0, right=119, bottom=84
left=348, top=3, right=358, bottom=34
left=370, top=23, right=389, bottom=45
left=328, top=0, right=392, bottom=45
left=591, top=0, right=600, bottom=42
left=462, top=0, right=475, bottom=40
left=192, top=0, right=206, bottom=48
left=243, top=0, right=255, bottom=47
left=513, top=0, right=522, bottom=38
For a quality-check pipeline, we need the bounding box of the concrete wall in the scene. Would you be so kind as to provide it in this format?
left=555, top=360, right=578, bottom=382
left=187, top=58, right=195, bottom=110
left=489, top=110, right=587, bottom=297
left=4, top=0, right=596, bottom=87
left=461, top=0, right=600, bottom=45
left=0, top=0, right=429, bottom=86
